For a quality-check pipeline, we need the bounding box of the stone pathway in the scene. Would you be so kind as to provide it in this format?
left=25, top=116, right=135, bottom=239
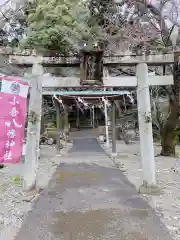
left=15, top=133, right=172, bottom=240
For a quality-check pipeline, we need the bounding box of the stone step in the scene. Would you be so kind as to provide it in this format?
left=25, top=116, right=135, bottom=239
left=79, top=119, right=92, bottom=128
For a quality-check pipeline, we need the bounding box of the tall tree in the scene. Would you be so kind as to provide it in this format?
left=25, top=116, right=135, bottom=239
left=21, top=0, right=91, bottom=53
left=87, top=0, right=159, bottom=52
left=116, top=0, right=180, bottom=156
left=88, top=0, right=180, bottom=156
left=132, top=0, right=180, bottom=156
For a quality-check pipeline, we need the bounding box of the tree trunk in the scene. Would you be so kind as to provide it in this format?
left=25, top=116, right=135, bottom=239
left=160, top=54, right=180, bottom=156
left=160, top=99, right=179, bottom=156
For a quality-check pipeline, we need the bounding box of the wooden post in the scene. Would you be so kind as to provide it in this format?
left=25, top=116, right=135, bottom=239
left=92, top=106, right=95, bottom=128
left=76, top=107, right=79, bottom=129
left=90, top=108, right=92, bottom=128
left=23, top=62, right=44, bottom=192
left=55, top=99, right=61, bottom=153
left=136, top=63, right=156, bottom=186
left=64, top=106, right=69, bottom=142
left=40, top=95, right=45, bottom=134
left=103, top=96, right=109, bottom=147
left=112, top=99, right=117, bottom=157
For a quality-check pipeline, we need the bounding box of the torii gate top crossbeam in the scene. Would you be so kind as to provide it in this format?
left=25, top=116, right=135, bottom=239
left=8, top=53, right=174, bottom=66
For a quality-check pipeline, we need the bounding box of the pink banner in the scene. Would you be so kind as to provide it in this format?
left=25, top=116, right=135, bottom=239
left=0, top=76, right=29, bottom=163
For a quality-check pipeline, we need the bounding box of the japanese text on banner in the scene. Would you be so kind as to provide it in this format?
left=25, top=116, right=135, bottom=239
left=4, top=96, right=23, bottom=161
left=0, top=77, right=29, bottom=163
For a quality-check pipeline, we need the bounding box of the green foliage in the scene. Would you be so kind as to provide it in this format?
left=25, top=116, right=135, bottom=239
left=22, top=0, right=91, bottom=53
left=88, top=0, right=115, bottom=26
left=87, top=0, right=118, bottom=43
left=11, top=175, right=21, bottom=185
left=28, top=110, right=38, bottom=124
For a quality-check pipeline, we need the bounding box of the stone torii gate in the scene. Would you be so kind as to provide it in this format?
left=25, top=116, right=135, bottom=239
left=5, top=49, right=174, bottom=193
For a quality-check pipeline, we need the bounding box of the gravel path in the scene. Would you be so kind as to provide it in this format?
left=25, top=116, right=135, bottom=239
left=101, top=140, right=180, bottom=240
left=0, top=142, right=72, bottom=240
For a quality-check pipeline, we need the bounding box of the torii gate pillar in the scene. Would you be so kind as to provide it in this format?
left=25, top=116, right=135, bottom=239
left=23, top=61, right=43, bottom=192
left=136, top=63, right=156, bottom=189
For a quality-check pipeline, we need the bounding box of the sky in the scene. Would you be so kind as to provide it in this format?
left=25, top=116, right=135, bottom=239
left=0, top=0, right=9, bottom=7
